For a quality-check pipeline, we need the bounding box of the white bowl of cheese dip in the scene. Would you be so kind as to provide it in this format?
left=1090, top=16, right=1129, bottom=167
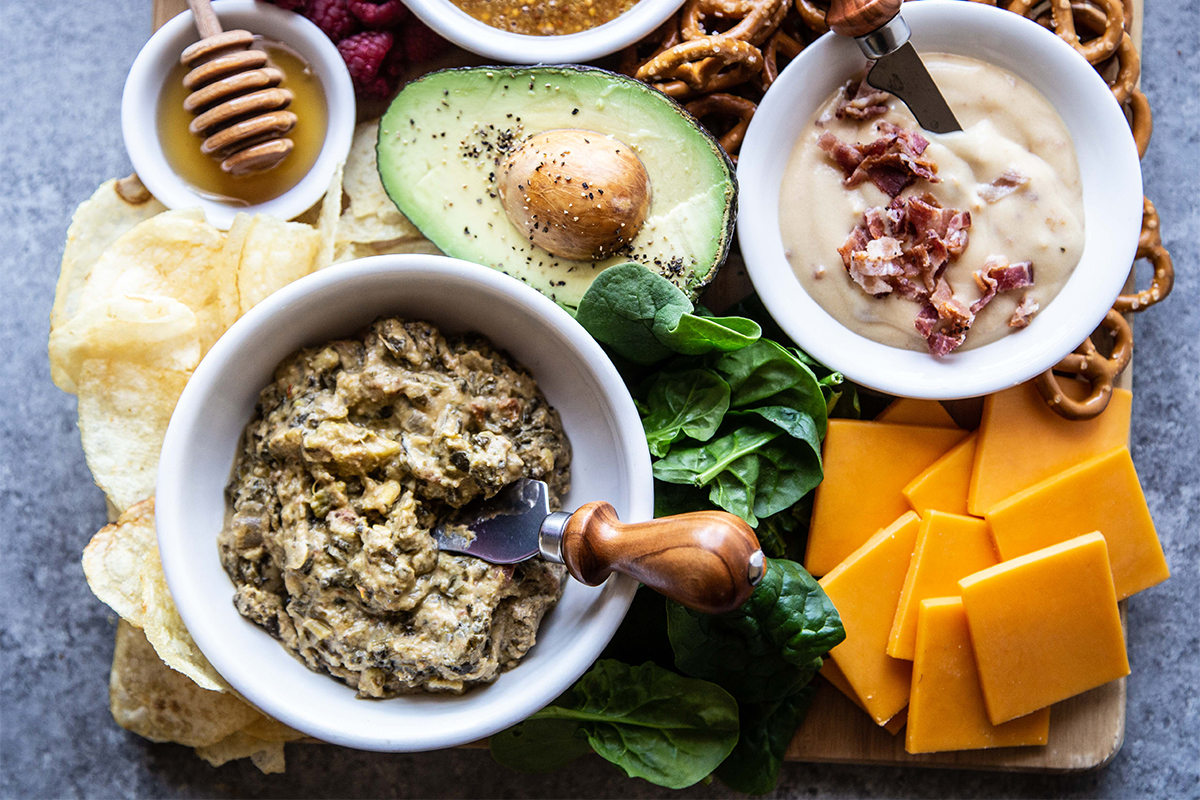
left=155, top=255, right=650, bottom=751
left=736, top=0, right=1142, bottom=399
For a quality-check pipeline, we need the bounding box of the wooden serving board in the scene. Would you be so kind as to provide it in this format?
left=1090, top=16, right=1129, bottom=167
left=149, top=0, right=1144, bottom=773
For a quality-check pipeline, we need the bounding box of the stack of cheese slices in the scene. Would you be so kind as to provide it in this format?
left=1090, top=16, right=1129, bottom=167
left=804, top=381, right=1170, bottom=755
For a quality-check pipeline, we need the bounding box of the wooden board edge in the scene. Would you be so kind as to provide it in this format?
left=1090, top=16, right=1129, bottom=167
left=146, top=0, right=1143, bottom=775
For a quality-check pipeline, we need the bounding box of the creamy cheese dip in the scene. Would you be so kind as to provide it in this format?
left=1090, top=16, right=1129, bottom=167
left=220, top=318, right=571, bottom=697
left=779, top=53, right=1084, bottom=352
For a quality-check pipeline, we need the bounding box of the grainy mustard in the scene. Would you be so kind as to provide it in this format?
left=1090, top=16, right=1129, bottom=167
left=453, top=0, right=640, bottom=36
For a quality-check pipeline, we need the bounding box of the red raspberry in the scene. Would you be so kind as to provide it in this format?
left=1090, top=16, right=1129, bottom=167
left=402, top=19, right=448, bottom=64
left=305, top=0, right=360, bottom=43
left=266, top=0, right=308, bottom=11
left=337, top=30, right=397, bottom=99
left=348, top=0, right=408, bottom=29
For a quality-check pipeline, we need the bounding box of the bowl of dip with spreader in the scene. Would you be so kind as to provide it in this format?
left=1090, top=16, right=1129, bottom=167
left=736, top=0, right=1142, bottom=399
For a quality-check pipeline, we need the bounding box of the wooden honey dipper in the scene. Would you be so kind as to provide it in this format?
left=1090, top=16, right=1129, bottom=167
left=180, top=0, right=296, bottom=175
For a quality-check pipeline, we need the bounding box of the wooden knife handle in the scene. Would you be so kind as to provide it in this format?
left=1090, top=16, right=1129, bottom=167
left=827, top=0, right=902, bottom=38
left=559, top=502, right=764, bottom=615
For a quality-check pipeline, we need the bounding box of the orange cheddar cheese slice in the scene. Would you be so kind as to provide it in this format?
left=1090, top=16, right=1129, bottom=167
left=903, top=433, right=978, bottom=518
left=960, top=533, right=1130, bottom=725
left=968, top=381, right=1131, bottom=516
left=819, top=659, right=906, bottom=735
left=906, top=597, right=1050, bottom=754
left=985, top=446, right=1169, bottom=600
left=875, top=398, right=959, bottom=428
left=887, top=511, right=998, bottom=661
left=819, top=511, right=921, bottom=725
left=806, top=420, right=967, bottom=576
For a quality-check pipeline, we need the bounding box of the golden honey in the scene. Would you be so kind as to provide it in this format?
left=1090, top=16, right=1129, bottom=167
left=157, top=40, right=328, bottom=206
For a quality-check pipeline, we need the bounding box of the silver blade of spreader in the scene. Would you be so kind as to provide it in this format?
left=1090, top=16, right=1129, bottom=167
left=432, top=478, right=549, bottom=564
left=867, top=42, right=962, bottom=134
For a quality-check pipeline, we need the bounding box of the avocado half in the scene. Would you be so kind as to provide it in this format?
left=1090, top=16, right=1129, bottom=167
left=376, top=65, right=737, bottom=308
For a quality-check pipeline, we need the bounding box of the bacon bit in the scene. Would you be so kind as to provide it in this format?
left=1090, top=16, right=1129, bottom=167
left=835, top=79, right=890, bottom=121
left=979, top=168, right=1030, bottom=203
left=839, top=193, right=971, bottom=302
left=818, top=122, right=939, bottom=197
left=1009, top=294, right=1039, bottom=328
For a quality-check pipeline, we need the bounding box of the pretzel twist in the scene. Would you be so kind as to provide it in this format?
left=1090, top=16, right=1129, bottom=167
left=683, top=0, right=789, bottom=45
left=636, top=36, right=765, bottom=94
left=793, top=0, right=829, bottom=33
left=1112, top=199, right=1173, bottom=314
left=685, top=93, right=758, bottom=158
left=760, top=28, right=805, bottom=89
left=1126, top=88, right=1152, bottom=159
left=1035, top=309, right=1133, bottom=420
left=1104, top=32, right=1140, bottom=104
left=1010, top=0, right=1124, bottom=64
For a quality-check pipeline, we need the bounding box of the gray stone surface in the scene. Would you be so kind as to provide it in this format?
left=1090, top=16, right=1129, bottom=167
left=1, top=1, right=1196, bottom=797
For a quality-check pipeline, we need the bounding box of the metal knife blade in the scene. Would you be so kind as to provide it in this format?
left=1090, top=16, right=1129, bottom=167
left=867, top=42, right=962, bottom=134
left=432, top=478, right=551, bottom=564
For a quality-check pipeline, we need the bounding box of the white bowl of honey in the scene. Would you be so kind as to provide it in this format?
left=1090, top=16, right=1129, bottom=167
left=123, top=0, right=355, bottom=230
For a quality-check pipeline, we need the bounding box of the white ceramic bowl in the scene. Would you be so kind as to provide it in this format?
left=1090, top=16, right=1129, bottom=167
left=402, top=0, right=686, bottom=64
left=736, top=0, right=1142, bottom=399
left=122, top=0, right=355, bottom=230
left=156, top=255, right=650, bottom=751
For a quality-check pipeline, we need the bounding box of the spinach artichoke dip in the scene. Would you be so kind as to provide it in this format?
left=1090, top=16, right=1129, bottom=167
left=219, top=318, right=571, bottom=697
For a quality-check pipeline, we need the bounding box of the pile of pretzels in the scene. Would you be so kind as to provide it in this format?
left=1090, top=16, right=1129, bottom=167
left=620, top=0, right=1174, bottom=421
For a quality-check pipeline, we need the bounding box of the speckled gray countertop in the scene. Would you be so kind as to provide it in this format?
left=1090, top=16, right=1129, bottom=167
left=1, top=1, right=1196, bottom=797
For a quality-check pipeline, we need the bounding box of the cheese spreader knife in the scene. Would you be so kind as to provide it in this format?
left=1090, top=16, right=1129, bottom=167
left=828, top=0, right=962, bottom=134
left=433, top=478, right=765, bottom=615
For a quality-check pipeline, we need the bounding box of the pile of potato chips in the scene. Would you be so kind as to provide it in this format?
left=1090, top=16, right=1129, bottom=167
left=52, top=121, right=438, bottom=773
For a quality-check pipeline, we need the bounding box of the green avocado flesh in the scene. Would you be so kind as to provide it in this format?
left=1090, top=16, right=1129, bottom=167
left=376, top=66, right=737, bottom=308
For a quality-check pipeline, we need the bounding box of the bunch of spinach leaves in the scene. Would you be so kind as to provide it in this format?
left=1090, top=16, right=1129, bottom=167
left=491, top=266, right=848, bottom=792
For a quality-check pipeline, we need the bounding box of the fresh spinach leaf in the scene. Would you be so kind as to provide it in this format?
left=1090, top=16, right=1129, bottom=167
left=730, top=407, right=823, bottom=519
left=714, top=685, right=817, bottom=795
left=641, top=369, right=731, bottom=457
left=652, top=480, right=711, bottom=518
left=652, top=425, right=781, bottom=525
left=506, top=660, right=738, bottom=789
left=712, top=340, right=828, bottom=436
left=490, top=718, right=593, bottom=773
left=666, top=559, right=844, bottom=703
left=576, top=264, right=760, bottom=364
left=668, top=314, right=762, bottom=355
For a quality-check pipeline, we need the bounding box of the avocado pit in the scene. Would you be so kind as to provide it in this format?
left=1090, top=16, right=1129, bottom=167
left=497, top=129, right=651, bottom=261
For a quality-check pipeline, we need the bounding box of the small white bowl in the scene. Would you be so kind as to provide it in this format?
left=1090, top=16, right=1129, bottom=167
left=155, top=255, right=650, bottom=751
left=402, top=0, right=687, bottom=64
left=122, top=0, right=355, bottom=230
left=736, top=1, right=1142, bottom=399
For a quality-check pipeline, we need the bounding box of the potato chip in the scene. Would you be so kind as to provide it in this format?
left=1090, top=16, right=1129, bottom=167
left=339, top=121, right=420, bottom=245
left=77, top=209, right=227, bottom=352
left=239, top=715, right=306, bottom=744
left=237, top=215, right=321, bottom=315
left=76, top=360, right=191, bottom=512
left=51, top=177, right=166, bottom=334
left=332, top=236, right=443, bottom=265
left=49, top=294, right=200, bottom=393
left=215, top=213, right=252, bottom=331
left=139, top=541, right=228, bottom=692
left=109, top=620, right=258, bottom=747
left=315, top=161, right=345, bottom=271
left=194, top=730, right=288, bottom=774
left=82, top=499, right=157, bottom=626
